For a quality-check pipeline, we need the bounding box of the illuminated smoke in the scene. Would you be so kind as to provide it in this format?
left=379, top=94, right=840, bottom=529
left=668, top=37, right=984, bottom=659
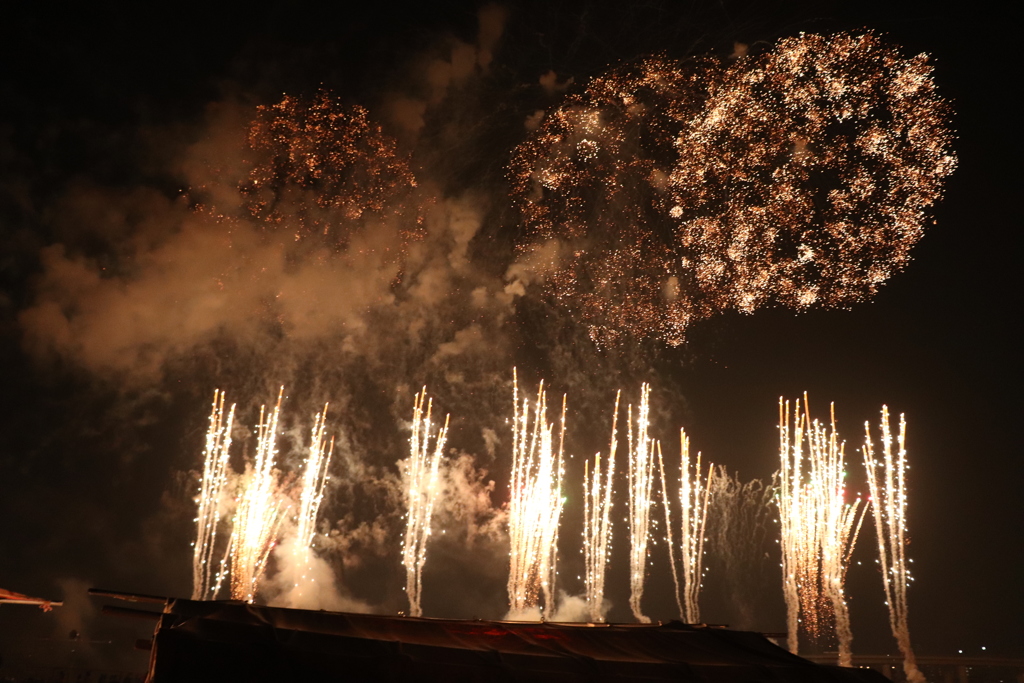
left=401, top=388, right=450, bottom=618
left=191, top=389, right=236, bottom=600
left=626, top=384, right=656, bottom=623
left=777, top=396, right=866, bottom=659
left=511, top=33, right=955, bottom=345
left=705, top=467, right=775, bottom=630
left=582, top=391, right=619, bottom=622
left=229, top=388, right=288, bottom=603
left=657, top=433, right=712, bottom=623
left=863, top=408, right=925, bottom=683
left=507, top=370, right=565, bottom=619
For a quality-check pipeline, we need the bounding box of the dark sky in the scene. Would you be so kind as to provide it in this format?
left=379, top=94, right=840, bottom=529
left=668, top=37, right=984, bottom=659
left=1, top=0, right=1019, bottom=675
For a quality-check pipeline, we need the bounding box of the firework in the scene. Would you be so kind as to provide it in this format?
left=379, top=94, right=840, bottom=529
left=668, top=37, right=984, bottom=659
left=626, top=384, right=656, bottom=623
left=229, top=388, right=287, bottom=603
left=704, top=467, right=776, bottom=630
left=507, top=370, right=566, bottom=618
left=778, top=396, right=865, bottom=658
left=401, top=388, right=450, bottom=618
left=192, top=390, right=236, bottom=600
left=288, top=404, right=335, bottom=602
left=582, top=391, right=619, bottom=622
left=511, top=33, right=955, bottom=345
left=658, top=432, right=712, bottom=623
left=863, top=408, right=924, bottom=683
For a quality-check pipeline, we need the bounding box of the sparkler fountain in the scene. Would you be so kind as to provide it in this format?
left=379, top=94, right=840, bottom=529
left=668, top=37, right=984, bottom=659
left=864, top=407, right=925, bottom=683
left=657, top=432, right=713, bottom=623
left=507, top=370, right=566, bottom=619
left=778, top=396, right=865, bottom=660
left=401, top=388, right=450, bottom=618
left=582, top=391, right=619, bottom=622
left=626, top=384, right=656, bottom=623
left=192, top=390, right=235, bottom=600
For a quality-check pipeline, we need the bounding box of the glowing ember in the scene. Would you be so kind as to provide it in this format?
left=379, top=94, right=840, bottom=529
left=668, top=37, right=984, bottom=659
left=401, top=388, right=450, bottom=618
left=582, top=391, right=619, bottom=622
left=507, top=369, right=566, bottom=619
left=511, top=33, right=955, bottom=345
left=864, top=407, right=924, bottom=683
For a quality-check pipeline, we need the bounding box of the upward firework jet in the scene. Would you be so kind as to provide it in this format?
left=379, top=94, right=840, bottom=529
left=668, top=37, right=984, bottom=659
left=192, top=390, right=236, bottom=600
left=229, top=389, right=288, bottom=603
left=626, top=384, right=657, bottom=623
left=658, top=433, right=713, bottom=623
left=582, top=391, right=619, bottom=622
left=507, top=370, right=566, bottom=619
left=511, top=33, right=955, bottom=345
left=777, top=397, right=865, bottom=658
left=288, top=404, right=335, bottom=603
left=401, top=388, right=450, bottom=618
left=863, top=408, right=924, bottom=683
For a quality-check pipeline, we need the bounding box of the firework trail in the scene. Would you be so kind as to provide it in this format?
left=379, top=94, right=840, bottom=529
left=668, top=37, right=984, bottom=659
left=289, top=403, right=335, bottom=603
left=583, top=391, right=619, bottom=622
left=229, top=388, right=287, bottom=603
left=658, top=433, right=713, bottom=623
left=864, top=408, right=924, bottom=683
left=511, top=33, right=955, bottom=345
left=778, top=397, right=865, bottom=658
left=507, top=370, right=566, bottom=619
left=192, top=390, right=236, bottom=600
left=401, top=388, right=450, bottom=618
left=626, top=384, right=656, bottom=623
left=705, top=467, right=776, bottom=630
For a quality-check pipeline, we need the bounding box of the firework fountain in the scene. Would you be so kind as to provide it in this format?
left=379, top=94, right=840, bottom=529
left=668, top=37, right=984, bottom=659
left=582, top=391, right=619, bottom=622
left=864, top=407, right=925, bottom=683
left=778, top=396, right=865, bottom=660
left=286, top=404, right=334, bottom=605
left=192, top=390, right=235, bottom=600
left=626, top=384, right=657, bottom=623
left=657, top=432, right=713, bottom=623
left=507, top=370, right=566, bottom=619
left=401, top=388, right=450, bottom=618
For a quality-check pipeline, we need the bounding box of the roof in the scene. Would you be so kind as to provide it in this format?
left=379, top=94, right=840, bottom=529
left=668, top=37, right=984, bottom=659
left=140, top=598, right=891, bottom=683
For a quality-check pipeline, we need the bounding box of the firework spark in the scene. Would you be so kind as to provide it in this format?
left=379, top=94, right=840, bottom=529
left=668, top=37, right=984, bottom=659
left=229, top=388, right=287, bottom=603
left=864, top=408, right=924, bottom=683
left=511, top=33, right=955, bottom=345
left=658, top=433, right=713, bottom=623
left=778, top=396, right=865, bottom=658
left=507, top=369, right=566, bottom=619
left=401, top=388, right=450, bottom=618
left=582, top=391, right=619, bottom=622
left=192, top=389, right=236, bottom=600
left=626, top=384, right=656, bottom=623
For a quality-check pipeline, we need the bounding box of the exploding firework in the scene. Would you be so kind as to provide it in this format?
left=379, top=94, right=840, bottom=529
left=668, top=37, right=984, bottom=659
left=511, top=33, right=955, bottom=345
left=657, top=432, right=712, bottom=623
left=777, top=396, right=865, bottom=658
left=626, top=384, right=657, bottom=623
left=192, top=390, right=236, bottom=600
left=582, top=391, right=619, bottom=622
left=507, top=370, right=566, bottom=619
left=863, top=407, right=924, bottom=683
left=229, top=388, right=288, bottom=603
left=401, top=388, right=450, bottom=618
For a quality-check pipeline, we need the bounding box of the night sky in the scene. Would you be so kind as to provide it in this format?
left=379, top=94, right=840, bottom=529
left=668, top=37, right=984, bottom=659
left=1, top=0, right=1020, bottom=675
